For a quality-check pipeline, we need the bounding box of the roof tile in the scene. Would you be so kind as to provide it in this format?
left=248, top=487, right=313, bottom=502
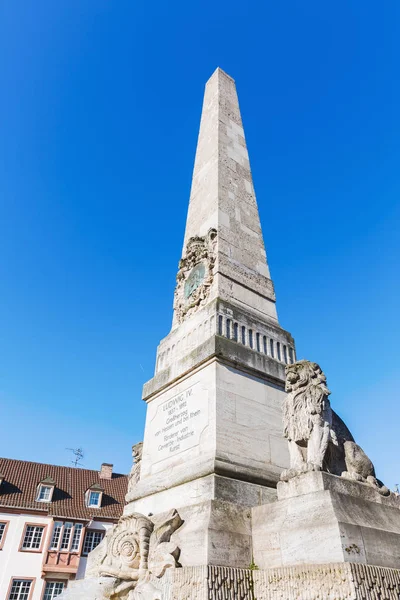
left=0, top=458, right=128, bottom=521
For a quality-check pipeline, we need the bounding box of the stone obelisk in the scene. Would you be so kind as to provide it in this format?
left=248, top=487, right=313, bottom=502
left=126, top=68, right=295, bottom=529
left=85, top=68, right=400, bottom=600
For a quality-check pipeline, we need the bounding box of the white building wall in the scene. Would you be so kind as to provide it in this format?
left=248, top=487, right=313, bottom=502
left=0, top=510, right=115, bottom=599
left=0, top=511, right=52, bottom=600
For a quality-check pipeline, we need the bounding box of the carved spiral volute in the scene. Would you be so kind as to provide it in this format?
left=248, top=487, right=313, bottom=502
left=112, top=532, right=140, bottom=568
left=108, top=514, right=154, bottom=572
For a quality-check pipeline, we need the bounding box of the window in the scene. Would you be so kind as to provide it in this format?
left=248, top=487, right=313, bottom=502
left=49, top=522, right=63, bottom=550
left=263, top=336, right=267, bottom=354
left=49, top=522, right=82, bottom=553
left=241, top=326, right=246, bottom=345
left=8, top=579, right=33, bottom=600
left=277, top=342, right=281, bottom=361
left=82, top=530, right=104, bottom=556
left=21, top=525, right=45, bottom=551
left=43, top=582, right=65, bottom=600
left=256, top=333, right=260, bottom=352
left=60, top=523, right=73, bottom=550
left=0, top=521, right=9, bottom=548
left=70, top=523, right=83, bottom=552
left=37, top=485, right=53, bottom=502
left=87, top=491, right=101, bottom=507
left=289, top=347, right=294, bottom=364
left=283, top=345, right=288, bottom=364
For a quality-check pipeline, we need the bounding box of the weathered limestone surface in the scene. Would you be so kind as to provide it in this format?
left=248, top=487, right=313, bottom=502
left=252, top=471, right=400, bottom=571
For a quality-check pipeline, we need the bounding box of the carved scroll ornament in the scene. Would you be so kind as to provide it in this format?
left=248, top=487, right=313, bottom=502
left=98, top=509, right=183, bottom=599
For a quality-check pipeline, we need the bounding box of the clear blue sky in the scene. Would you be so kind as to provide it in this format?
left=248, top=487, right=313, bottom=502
left=0, top=1, right=399, bottom=486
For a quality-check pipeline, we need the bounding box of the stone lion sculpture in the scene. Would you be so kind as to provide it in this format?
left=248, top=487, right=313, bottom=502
left=281, top=360, right=389, bottom=495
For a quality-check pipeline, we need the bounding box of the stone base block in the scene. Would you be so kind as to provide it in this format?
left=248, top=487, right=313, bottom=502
left=125, top=499, right=253, bottom=569
left=125, top=473, right=277, bottom=515
left=151, top=563, right=400, bottom=599
left=252, top=471, right=400, bottom=570
left=253, top=563, right=400, bottom=600
left=170, top=499, right=253, bottom=569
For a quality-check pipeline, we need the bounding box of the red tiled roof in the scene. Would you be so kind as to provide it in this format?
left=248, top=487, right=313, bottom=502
left=0, top=458, right=128, bottom=521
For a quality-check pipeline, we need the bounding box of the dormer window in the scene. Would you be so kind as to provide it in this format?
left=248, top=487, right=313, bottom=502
left=36, top=477, right=55, bottom=502
left=38, top=485, right=52, bottom=501
left=85, top=484, right=103, bottom=508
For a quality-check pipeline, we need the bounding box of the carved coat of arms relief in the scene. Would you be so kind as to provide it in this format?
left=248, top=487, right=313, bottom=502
left=173, top=228, right=217, bottom=323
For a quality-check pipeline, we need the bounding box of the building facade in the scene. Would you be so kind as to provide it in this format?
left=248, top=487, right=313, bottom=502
left=0, top=458, right=128, bottom=600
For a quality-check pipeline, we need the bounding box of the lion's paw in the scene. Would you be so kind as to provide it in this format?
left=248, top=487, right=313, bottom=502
left=280, top=468, right=299, bottom=482
left=366, top=475, right=391, bottom=496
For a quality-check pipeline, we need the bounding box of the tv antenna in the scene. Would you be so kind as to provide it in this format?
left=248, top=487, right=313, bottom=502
left=66, top=447, right=84, bottom=468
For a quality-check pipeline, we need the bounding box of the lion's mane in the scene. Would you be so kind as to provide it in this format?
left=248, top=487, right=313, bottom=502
left=283, top=360, right=331, bottom=443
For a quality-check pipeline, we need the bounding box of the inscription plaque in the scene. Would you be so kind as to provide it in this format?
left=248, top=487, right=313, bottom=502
left=150, top=383, right=208, bottom=463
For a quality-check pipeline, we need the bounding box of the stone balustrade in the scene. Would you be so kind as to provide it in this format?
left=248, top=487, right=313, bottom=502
left=156, top=312, right=295, bottom=374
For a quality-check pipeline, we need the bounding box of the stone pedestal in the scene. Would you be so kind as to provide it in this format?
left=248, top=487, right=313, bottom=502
left=252, top=471, right=400, bottom=571
left=128, top=472, right=400, bottom=598
left=127, top=338, right=288, bottom=517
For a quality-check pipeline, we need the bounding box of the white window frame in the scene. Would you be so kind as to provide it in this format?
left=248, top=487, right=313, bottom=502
left=82, top=529, right=104, bottom=556
left=85, top=490, right=102, bottom=508
left=36, top=484, right=54, bottom=503
left=49, top=521, right=83, bottom=553
left=8, top=578, right=33, bottom=600
left=21, top=524, right=45, bottom=551
left=42, top=581, right=65, bottom=600
left=70, top=523, right=83, bottom=552
left=0, top=520, right=9, bottom=549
